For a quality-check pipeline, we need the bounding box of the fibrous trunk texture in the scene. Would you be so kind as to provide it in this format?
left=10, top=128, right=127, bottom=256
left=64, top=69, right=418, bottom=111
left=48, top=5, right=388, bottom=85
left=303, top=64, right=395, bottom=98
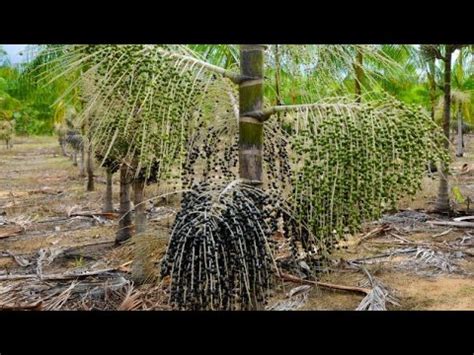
left=60, top=141, right=68, bottom=157
left=115, top=164, right=133, bottom=244
left=103, top=168, right=114, bottom=213
left=72, top=151, right=78, bottom=166
left=79, top=146, right=85, bottom=177
left=456, top=109, right=464, bottom=157
left=435, top=48, right=452, bottom=213
left=86, top=139, right=94, bottom=191
left=133, top=178, right=146, bottom=234
left=131, top=178, right=154, bottom=284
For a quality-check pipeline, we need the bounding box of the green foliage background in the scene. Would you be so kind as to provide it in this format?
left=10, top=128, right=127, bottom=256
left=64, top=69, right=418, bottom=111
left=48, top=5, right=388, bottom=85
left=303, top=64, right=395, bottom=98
left=0, top=45, right=472, bottom=136
left=0, top=45, right=80, bottom=135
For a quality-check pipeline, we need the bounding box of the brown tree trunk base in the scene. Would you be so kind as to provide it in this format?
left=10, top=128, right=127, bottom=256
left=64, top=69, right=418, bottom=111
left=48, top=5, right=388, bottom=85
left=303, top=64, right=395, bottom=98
left=86, top=141, right=94, bottom=191
left=103, top=169, right=114, bottom=213
left=115, top=164, right=133, bottom=244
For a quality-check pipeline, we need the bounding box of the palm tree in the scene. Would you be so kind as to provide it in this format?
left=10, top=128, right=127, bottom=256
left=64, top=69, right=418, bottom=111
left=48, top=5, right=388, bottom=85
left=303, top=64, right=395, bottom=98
left=157, top=45, right=446, bottom=309
left=432, top=45, right=468, bottom=213
left=447, top=90, right=470, bottom=157
left=41, top=44, right=213, bottom=283
left=435, top=45, right=454, bottom=213
left=420, top=45, right=440, bottom=121
left=45, top=44, right=447, bottom=309
left=452, top=47, right=473, bottom=157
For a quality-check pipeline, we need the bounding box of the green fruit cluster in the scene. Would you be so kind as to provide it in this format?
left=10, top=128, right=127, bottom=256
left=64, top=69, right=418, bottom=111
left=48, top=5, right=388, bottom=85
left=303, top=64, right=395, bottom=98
left=287, top=98, right=448, bottom=258
left=64, top=45, right=211, bottom=180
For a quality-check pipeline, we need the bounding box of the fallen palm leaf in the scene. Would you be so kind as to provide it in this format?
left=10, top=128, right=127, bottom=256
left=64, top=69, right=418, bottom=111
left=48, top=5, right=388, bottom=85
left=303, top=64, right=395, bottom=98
left=117, top=283, right=143, bottom=310
left=117, top=260, right=132, bottom=273
left=279, top=272, right=370, bottom=295
left=355, top=266, right=400, bottom=311
left=357, top=224, right=390, bottom=245
left=267, top=285, right=312, bottom=310
left=43, top=282, right=77, bottom=310
left=36, top=248, right=64, bottom=278
left=5, top=251, right=32, bottom=267
left=432, top=228, right=454, bottom=238
left=0, top=301, right=43, bottom=311
left=453, top=216, right=474, bottom=222
left=427, top=220, right=474, bottom=228
left=69, top=212, right=119, bottom=220
left=31, top=188, right=63, bottom=195
left=0, top=264, right=129, bottom=282
left=0, top=226, right=23, bottom=239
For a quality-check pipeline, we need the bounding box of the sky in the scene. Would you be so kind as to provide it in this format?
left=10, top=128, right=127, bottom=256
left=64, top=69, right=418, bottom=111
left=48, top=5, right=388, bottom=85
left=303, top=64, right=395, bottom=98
left=1, top=44, right=28, bottom=64
left=0, top=44, right=463, bottom=67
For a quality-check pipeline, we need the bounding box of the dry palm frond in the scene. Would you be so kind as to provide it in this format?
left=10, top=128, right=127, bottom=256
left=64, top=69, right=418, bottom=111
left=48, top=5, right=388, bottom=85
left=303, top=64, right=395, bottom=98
left=356, top=283, right=399, bottom=311
left=378, top=211, right=432, bottom=231
left=0, top=283, right=43, bottom=310
left=36, top=248, right=63, bottom=278
left=266, top=285, right=312, bottom=310
left=355, top=267, right=400, bottom=311
left=400, top=246, right=462, bottom=275
left=10, top=215, right=34, bottom=230
left=117, top=282, right=143, bottom=310
left=0, top=284, right=17, bottom=307
left=43, top=282, right=77, bottom=310
left=5, top=250, right=32, bottom=267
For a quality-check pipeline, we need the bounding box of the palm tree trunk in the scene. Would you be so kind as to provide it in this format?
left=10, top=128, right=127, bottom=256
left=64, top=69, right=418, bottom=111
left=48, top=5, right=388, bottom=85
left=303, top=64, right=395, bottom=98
left=116, top=164, right=133, bottom=244
left=427, top=56, right=438, bottom=172
left=103, top=168, right=114, bottom=213
left=72, top=150, right=78, bottom=166
left=239, top=44, right=265, bottom=185
left=274, top=45, right=283, bottom=124
left=354, top=47, right=364, bottom=103
left=274, top=45, right=282, bottom=106
left=60, top=140, right=68, bottom=157
left=428, top=58, right=437, bottom=121
left=131, top=177, right=153, bottom=284
left=456, top=108, right=463, bottom=157
left=79, top=145, right=86, bottom=177
left=238, top=44, right=266, bottom=309
left=435, top=47, right=453, bottom=213
left=86, top=139, right=94, bottom=191
left=133, top=178, right=146, bottom=234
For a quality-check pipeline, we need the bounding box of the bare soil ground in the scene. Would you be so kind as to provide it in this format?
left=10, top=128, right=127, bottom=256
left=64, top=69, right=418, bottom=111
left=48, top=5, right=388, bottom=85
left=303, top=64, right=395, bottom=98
left=0, top=135, right=473, bottom=310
